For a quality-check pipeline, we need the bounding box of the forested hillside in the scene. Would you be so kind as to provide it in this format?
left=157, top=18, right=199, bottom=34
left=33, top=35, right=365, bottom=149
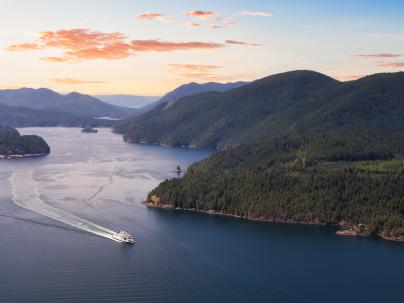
left=148, top=135, right=404, bottom=241
left=0, top=126, right=50, bottom=157
left=116, top=71, right=404, bottom=149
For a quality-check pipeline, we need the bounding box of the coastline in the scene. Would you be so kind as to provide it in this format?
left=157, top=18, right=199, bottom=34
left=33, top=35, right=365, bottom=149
left=145, top=200, right=404, bottom=243
left=0, top=153, right=48, bottom=160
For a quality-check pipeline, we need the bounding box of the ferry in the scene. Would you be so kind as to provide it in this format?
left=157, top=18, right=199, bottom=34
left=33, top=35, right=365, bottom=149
left=113, top=231, right=135, bottom=244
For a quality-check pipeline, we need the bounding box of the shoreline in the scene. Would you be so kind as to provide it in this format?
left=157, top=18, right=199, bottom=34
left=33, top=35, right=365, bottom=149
left=145, top=201, right=404, bottom=243
left=0, top=153, right=48, bottom=160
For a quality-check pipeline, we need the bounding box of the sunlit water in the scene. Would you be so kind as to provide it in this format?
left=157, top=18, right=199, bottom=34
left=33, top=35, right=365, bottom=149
left=0, top=128, right=403, bottom=303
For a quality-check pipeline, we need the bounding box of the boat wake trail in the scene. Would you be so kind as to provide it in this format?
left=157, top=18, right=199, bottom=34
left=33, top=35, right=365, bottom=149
left=9, top=170, right=122, bottom=242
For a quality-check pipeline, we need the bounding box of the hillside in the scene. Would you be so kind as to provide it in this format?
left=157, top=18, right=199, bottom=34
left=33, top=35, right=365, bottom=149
left=148, top=81, right=248, bottom=111
left=0, top=126, right=50, bottom=157
left=0, top=104, right=116, bottom=127
left=117, top=71, right=404, bottom=149
left=0, top=88, right=136, bottom=119
left=148, top=135, right=404, bottom=241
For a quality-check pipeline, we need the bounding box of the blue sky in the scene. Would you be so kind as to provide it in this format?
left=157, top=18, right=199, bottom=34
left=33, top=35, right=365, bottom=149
left=0, top=0, right=403, bottom=94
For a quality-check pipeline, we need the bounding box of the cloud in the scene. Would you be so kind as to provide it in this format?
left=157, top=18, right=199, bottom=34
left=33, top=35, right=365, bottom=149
left=40, top=56, right=70, bottom=63
left=376, top=61, right=404, bottom=68
left=185, top=10, right=216, bottom=20
left=168, top=63, right=222, bottom=72
left=130, top=40, right=223, bottom=52
left=52, top=78, right=107, bottom=85
left=5, top=43, right=41, bottom=51
left=186, top=22, right=222, bottom=29
left=225, top=40, right=262, bottom=47
left=5, top=29, right=224, bottom=61
left=240, top=11, right=272, bottom=17
left=187, top=22, right=202, bottom=28
left=353, top=53, right=402, bottom=58
left=137, top=13, right=175, bottom=23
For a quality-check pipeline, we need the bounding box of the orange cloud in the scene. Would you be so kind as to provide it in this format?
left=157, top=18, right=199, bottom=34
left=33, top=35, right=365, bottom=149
left=240, top=11, right=272, bottom=17
left=376, top=62, right=404, bottom=68
left=5, top=29, right=224, bottom=61
left=168, top=63, right=222, bottom=72
left=137, top=13, right=175, bottom=23
left=52, top=78, right=107, bottom=85
left=185, top=10, right=216, bottom=20
left=353, top=53, right=402, bottom=58
left=40, top=57, right=71, bottom=63
left=187, top=22, right=202, bottom=28
left=205, top=24, right=221, bottom=29
left=5, top=43, right=41, bottom=51
left=130, top=40, right=223, bottom=52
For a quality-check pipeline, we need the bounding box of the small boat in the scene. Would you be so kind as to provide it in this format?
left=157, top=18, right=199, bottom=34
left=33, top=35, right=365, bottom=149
left=113, top=231, right=135, bottom=244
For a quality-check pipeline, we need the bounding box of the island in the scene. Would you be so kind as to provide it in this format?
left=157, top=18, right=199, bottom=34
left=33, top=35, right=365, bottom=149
left=81, top=126, right=98, bottom=133
left=0, top=126, right=50, bottom=159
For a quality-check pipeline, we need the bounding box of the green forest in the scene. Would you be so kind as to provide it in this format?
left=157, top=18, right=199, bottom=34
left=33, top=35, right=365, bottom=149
left=148, top=135, right=404, bottom=240
left=0, top=126, right=50, bottom=156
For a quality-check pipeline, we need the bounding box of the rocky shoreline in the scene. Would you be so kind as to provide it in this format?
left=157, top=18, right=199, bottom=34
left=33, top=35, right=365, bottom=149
left=146, top=196, right=404, bottom=243
left=0, top=153, right=48, bottom=160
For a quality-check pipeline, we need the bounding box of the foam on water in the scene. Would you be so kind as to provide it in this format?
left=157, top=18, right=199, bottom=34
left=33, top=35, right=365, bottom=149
left=9, top=170, right=121, bottom=242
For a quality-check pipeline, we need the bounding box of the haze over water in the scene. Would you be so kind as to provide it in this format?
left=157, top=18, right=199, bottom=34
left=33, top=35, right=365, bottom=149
left=0, top=128, right=403, bottom=303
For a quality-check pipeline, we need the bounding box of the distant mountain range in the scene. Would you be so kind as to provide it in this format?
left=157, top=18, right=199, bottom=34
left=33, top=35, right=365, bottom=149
left=95, top=94, right=161, bottom=108
left=116, top=70, right=404, bottom=149
left=0, top=88, right=137, bottom=119
left=157, top=81, right=248, bottom=107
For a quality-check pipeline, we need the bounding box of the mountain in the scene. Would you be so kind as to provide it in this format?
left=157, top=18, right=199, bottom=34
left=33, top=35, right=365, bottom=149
left=123, top=70, right=404, bottom=241
left=156, top=81, right=248, bottom=107
left=95, top=94, right=161, bottom=108
left=0, top=88, right=137, bottom=119
left=0, top=125, right=50, bottom=157
left=116, top=71, right=404, bottom=149
left=0, top=103, right=117, bottom=128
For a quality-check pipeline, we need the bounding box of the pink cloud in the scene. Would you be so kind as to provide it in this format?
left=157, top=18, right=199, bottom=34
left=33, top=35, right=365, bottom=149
left=185, top=10, right=216, bottom=20
left=376, top=61, right=404, bottom=68
left=353, top=53, right=402, bottom=58
left=137, top=13, right=175, bottom=23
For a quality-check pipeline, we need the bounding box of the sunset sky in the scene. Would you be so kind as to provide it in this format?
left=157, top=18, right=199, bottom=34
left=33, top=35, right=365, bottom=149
left=1, top=0, right=403, bottom=95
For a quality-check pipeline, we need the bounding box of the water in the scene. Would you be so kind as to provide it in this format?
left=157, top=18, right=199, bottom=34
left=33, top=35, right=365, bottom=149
left=0, top=128, right=403, bottom=303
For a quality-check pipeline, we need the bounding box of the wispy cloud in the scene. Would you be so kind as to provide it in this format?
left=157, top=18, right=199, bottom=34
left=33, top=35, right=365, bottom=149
left=225, top=40, right=262, bottom=47
left=240, top=11, right=272, bottom=17
left=52, top=78, right=107, bottom=85
left=5, top=43, right=41, bottom=51
left=5, top=29, right=224, bottom=62
left=185, top=10, right=216, bottom=20
left=168, top=63, right=222, bottom=72
left=167, top=63, right=254, bottom=82
left=353, top=53, right=402, bottom=58
left=376, top=61, right=404, bottom=68
left=137, top=13, right=175, bottom=23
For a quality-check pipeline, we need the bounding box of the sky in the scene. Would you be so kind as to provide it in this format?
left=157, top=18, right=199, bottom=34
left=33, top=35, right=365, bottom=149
left=0, top=0, right=403, bottom=95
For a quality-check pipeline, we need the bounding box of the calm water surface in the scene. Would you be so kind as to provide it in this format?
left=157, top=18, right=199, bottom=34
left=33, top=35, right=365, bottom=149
left=0, top=128, right=403, bottom=303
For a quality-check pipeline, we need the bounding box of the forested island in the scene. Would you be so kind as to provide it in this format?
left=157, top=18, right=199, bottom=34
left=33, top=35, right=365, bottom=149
left=0, top=126, right=50, bottom=158
left=134, top=71, right=404, bottom=242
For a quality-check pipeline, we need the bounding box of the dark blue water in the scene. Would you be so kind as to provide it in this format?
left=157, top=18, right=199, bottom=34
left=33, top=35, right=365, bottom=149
left=0, top=128, right=403, bottom=303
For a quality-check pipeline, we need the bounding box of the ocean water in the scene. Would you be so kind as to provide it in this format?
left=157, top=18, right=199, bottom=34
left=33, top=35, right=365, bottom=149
left=0, top=128, right=403, bottom=303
